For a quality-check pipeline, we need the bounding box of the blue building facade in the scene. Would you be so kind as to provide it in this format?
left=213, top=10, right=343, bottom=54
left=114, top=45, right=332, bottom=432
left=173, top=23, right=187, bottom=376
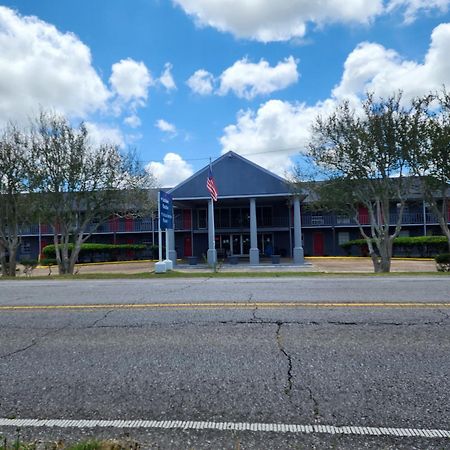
left=13, top=151, right=448, bottom=263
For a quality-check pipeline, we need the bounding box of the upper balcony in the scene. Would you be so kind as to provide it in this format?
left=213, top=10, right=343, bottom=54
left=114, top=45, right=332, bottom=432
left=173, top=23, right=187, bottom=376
left=18, top=211, right=447, bottom=236
left=301, top=212, right=443, bottom=227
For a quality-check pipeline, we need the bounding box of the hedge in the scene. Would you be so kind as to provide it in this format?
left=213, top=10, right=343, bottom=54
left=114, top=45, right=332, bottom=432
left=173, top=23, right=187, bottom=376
left=341, top=236, right=448, bottom=257
left=42, top=243, right=147, bottom=257
left=40, top=258, right=57, bottom=266
left=42, top=243, right=147, bottom=262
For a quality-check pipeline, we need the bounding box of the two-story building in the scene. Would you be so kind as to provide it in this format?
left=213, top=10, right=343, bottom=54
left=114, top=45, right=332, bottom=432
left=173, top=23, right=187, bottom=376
left=14, top=151, right=448, bottom=263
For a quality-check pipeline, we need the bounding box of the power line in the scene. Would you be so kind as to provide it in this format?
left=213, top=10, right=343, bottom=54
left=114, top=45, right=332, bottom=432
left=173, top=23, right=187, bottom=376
left=138, top=145, right=305, bottom=165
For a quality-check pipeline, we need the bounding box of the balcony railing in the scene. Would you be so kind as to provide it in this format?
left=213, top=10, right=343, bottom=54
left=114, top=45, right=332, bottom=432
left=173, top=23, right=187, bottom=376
left=18, top=211, right=448, bottom=236
left=302, top=212, right=442, bottom=227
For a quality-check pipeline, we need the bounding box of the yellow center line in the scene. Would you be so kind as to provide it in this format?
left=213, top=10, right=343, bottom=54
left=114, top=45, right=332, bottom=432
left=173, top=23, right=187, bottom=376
left=0, top=302, right=449, bottom=311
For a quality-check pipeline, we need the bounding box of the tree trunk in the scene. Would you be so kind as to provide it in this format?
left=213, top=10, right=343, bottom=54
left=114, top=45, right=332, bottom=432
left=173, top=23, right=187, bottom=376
left=7, top=246, right=17, bottom=277
left=0, top=243, right=7, bottom=276
left=377, top=236, right=392, bottom=273
left=369, top=251, right=382, bottom=272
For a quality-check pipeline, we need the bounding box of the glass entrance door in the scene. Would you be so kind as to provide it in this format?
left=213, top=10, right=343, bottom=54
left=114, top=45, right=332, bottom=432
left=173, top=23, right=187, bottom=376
left=232, top=234, right=241, bottom=255
left=230, top=234, right=251, bottom=255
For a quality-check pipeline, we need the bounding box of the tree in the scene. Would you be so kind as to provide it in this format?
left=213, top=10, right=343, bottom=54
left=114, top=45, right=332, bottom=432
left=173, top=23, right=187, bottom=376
left=31, top=112, right=156, bottom=275
left=408, top=91, right=450, bottom=251
left=305, top=94, right=416, bottom=272
left=0, top=124, right=35, bottom=276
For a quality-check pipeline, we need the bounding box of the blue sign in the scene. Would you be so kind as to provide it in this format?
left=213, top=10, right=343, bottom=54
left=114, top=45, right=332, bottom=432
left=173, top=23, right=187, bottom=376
left=159, top=191, right=173, bottom=230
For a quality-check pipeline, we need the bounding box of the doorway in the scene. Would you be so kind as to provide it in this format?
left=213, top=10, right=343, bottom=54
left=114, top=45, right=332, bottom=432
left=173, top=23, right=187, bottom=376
left=313, top=232, right=325, bottom=256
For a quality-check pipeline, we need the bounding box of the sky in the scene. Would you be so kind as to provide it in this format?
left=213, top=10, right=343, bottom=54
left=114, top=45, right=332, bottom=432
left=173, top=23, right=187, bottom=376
left=1, top=0, right=450, bottom=186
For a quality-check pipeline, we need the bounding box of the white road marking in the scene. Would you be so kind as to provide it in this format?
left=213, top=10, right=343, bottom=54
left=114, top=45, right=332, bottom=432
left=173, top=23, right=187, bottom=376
left=0, top=418, right=448, bottom=439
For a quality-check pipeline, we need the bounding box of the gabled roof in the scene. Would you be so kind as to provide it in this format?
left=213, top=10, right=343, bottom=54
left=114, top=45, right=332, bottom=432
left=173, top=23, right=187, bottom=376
left=169, top=151, right=291, bottom=200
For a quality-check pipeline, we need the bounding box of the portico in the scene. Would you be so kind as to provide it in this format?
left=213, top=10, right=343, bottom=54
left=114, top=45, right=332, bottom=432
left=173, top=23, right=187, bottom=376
left=168, top=151, right=305, bottom=266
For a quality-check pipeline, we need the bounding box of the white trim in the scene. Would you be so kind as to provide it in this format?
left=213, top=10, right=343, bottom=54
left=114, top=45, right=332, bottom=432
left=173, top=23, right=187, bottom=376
left=174, top=193, right=293, bottom=201
left=0, top=417, right=448, bottom=439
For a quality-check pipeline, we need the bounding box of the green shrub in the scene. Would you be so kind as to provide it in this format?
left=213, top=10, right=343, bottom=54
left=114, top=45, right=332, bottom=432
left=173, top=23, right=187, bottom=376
left=40, top=258, right=57, bottom=266
left=435, top=253, right=450, bottom=272
left=19, top=259, right=38, bottom=268
left=341, top=236, right=448, bottom=257
left=42, top=243, right=146, bottom=258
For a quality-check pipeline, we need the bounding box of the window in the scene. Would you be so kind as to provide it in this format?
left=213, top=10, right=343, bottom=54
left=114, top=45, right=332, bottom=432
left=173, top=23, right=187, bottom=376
left=399, top=230, right=410, bottom=237
left=198, top=209, right=207, bottom=229
left=338, top=232, right=350, bottom=246
left=311, top=215, right=324, bottom=225
left=257, top=207, right=272, bottom=226
left=21, top=241, right=31, bottom=254
left=336, top=215, right=351, bottom=224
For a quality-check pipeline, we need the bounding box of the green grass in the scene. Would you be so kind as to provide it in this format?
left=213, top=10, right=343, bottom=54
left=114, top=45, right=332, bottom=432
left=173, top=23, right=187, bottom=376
left=0, top=270, right=449, bottom=281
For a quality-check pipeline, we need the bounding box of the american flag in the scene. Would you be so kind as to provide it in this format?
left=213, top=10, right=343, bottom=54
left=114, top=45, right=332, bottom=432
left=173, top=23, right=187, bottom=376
left=206, top=165, right=218, bottom=201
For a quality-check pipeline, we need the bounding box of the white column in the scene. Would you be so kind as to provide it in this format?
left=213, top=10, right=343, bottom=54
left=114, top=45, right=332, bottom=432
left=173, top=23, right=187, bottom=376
left=168, top=228, right=177, bottom=266
left=207, top=199, right=217, bottom=265
left=293, top=196, right=304, bottom=264
left=249, top=198, right=259, bottom=265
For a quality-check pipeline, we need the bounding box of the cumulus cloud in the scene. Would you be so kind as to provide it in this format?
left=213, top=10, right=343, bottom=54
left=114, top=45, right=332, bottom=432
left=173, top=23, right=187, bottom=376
left=85, top=122, right=125, bottom=148
left=186, top=69, right=215, bottom=95
left=155, top=119, right=177, bottom=136
left=221, top=99, right=337, bottom=175
left=387, top=0, right=450, bottom=23
left=124, top=115, right=142, bottom=128
left=146, top=153, right=194, bottom=187
left=110, top=58, right=153, bottom=105
left=218, top=56, right=299, bottom=100
left=0, top=6, right=110, bottom=124
left=159, top=62, right=177, bottom=91
left=221, top=22, right=450, bottom=174
left=332, top=23, right=450, bottom=102
left=173, top=0, right=384, bottom=42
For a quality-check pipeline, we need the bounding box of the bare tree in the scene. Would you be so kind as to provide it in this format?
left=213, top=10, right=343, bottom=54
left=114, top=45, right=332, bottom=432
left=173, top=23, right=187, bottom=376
left=31, top=112, right=156, bottom=275
left=409, top=91, right=450, bottom=250
left=0, top=124, right=34, bottom=276
left=305, top=94, right=415, bottom=272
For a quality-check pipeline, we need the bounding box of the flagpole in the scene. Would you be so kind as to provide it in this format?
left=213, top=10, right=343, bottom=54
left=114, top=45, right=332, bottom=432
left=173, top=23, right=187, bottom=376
left=210, top=158, right=216, bottom=254
left=206, top=158, right=217, bottom=266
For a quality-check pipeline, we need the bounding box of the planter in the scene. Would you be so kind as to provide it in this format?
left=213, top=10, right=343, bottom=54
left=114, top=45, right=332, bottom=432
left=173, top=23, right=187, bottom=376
left=228, top=255, right=239, bottom=265
left=271, top=254, right=280, bottom=264
left=187, top=256, right=198, bottom=265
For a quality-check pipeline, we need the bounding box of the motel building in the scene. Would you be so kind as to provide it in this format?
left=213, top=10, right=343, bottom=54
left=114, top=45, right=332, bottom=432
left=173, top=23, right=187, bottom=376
left=16, top=151, right=447, bottom=264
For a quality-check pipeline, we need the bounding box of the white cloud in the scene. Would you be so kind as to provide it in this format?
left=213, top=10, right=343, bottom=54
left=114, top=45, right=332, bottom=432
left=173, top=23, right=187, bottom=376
left=186, top=69, right=215, bottom=95
left=332, top=23, right=450, bottom=103
left=0, top=6, right=110, bottom=124
left=146, top=153, right=194, bottom=187
left=221, top=22, right=450, bottom=174
left=124, top=114, right=142, bottom=128
left=173, top=0, right=383, bottom=42
left=110, top=58, right=153, bottom=105
left=218, top=56, right=299, bottom=100
left=387, top=0, right=450, bottom=23
left=85, top=122, right=125, bottom=148
left=220, top=99, right=336, bottom=175
left=159, top=62, right=177, bottom=91
left=155, top=119, right=177, bottom=136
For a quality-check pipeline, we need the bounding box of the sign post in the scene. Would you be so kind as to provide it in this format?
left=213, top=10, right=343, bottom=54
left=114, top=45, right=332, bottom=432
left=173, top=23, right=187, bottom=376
left=157, top=191, right=174, bottom=272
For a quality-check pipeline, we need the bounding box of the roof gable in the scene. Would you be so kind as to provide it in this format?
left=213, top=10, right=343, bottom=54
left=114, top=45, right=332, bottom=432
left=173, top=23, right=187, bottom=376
left=169, top=151, right=291, bottom=199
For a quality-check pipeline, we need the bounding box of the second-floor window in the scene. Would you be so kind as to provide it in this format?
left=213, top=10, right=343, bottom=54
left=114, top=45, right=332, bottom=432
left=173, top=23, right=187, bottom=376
left=198, top=209, right=207, bottom=229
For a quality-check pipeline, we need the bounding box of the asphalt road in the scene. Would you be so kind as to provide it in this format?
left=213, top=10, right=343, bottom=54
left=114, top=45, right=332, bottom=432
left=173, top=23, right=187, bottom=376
left=0, top=277, right=449, bottom=449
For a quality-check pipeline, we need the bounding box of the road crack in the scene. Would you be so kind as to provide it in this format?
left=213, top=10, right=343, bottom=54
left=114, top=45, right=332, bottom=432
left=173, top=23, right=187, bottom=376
left=0, top=325, right=68, bottom=360
left=87, top=309, right=115, bottom=328
left=275, top=322, right=293, bottom=396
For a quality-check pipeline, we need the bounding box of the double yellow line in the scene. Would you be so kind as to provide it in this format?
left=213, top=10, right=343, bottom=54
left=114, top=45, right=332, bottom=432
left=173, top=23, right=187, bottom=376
left=0, top=302, right=449, bottom=311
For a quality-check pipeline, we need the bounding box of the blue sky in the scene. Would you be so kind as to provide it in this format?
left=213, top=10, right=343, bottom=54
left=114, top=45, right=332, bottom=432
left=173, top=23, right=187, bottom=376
left=1, top=0, right=450, bottom=186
